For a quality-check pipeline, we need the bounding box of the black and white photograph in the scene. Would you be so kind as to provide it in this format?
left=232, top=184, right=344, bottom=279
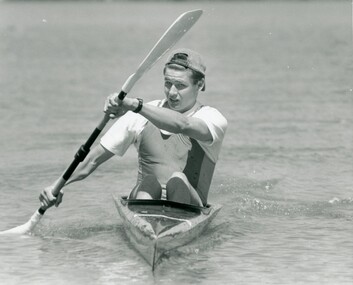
left=0, top=0, right=352, bottom=284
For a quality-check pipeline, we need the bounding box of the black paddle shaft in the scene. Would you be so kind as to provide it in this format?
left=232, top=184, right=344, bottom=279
left=38, top=112, right=111, bottom=215
left=118, top=90, right=127, bottom=100
left=62, top=113, right=112, bottom=180
left=63, top=128, right=101, bottom=180
left=63, top=90, right=126, bottom=180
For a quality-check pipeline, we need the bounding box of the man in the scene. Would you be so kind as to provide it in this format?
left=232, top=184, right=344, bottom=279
left=39, top=48, right=227, bottom=208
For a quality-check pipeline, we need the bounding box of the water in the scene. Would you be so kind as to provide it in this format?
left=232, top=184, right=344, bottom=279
left=0, top=1, right=352, bottom=284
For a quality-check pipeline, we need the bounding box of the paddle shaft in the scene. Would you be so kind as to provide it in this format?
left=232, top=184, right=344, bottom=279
left=38, top=111, right=113, bottom=215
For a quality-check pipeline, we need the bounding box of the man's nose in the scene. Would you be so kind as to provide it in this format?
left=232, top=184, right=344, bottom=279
left=169, top=85, right=178, bottom=97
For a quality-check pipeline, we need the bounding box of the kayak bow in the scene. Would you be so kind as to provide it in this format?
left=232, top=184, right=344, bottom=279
left=114, top=196, right=221, bottom=270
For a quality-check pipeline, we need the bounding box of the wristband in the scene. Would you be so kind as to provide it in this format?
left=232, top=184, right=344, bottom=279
left=133, top=98, right=143, bottom=113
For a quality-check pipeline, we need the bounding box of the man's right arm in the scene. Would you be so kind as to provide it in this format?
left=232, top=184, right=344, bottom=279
left=65, top=144, right=114, bottom=185
left=39, top=144, right=114, bottom=208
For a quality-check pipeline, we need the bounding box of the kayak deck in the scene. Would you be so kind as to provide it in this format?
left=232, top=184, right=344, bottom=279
left=114, top=196, right=221, bottom=270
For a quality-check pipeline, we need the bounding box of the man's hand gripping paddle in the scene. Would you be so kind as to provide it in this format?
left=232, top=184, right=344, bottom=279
left=0, top=9, right=203, bottom=235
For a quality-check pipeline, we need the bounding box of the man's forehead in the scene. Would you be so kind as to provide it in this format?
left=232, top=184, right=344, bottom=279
left=164, top=68, right=192, bottom=81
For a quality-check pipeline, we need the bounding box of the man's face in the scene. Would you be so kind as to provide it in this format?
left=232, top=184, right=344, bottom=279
left=164, top=67, right=199, bottom=113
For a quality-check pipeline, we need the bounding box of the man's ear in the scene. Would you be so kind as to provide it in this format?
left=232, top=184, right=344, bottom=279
left=198, top=78, right=205, bottom=91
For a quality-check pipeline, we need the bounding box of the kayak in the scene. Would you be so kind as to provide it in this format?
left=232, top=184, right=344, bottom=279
left=114, top=195, right=222, bottom=270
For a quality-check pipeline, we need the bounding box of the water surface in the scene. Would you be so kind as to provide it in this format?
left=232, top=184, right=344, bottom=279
left=0, top=1, right=352, bottom=284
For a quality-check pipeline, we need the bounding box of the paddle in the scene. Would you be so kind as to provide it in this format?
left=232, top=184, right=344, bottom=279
left=0, top=9, right=203, bottom=235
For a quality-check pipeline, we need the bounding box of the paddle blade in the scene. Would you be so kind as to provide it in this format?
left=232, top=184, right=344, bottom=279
left=121, top=9, right=203, bottom=94
left=0, top=210, right=42, bottom=235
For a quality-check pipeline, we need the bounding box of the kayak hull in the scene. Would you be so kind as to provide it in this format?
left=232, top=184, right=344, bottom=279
left=114, top=196, right=221, bottom=270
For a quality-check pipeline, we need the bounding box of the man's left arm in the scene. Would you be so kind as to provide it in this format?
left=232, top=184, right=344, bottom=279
left=139, top=102, right=212, bottom=142
left=106, top=95, right=213, bottom=142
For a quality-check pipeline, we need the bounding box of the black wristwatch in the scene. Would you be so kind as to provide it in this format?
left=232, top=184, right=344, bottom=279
left=133, top=98, right=143, bottom=113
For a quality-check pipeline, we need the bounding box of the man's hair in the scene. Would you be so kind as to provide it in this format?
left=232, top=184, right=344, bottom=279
left=163, top=64, right=205, bottom=86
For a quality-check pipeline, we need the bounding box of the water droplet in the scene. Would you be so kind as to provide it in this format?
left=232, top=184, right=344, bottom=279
left=42, top=19, right=47, bottom=23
